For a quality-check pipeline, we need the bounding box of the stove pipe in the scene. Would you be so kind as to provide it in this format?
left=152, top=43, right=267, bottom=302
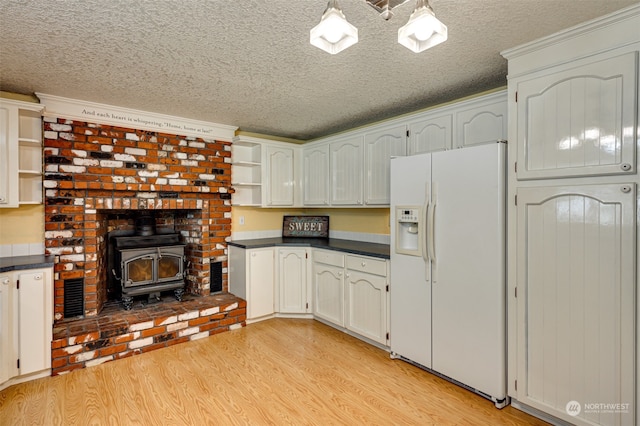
left=135, top=213, right=156, bottom=236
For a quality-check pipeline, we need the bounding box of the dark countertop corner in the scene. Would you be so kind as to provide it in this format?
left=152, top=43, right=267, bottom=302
left=228, top=237, right=390, bottom=259
left=0, top=254, right=55, bottom=273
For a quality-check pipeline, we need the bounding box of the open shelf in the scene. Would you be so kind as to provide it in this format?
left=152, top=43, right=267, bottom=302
left=231, top=137, right=263, bottom=206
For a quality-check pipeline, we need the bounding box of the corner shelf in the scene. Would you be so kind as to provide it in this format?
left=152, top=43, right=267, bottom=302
left=0, top=99, right=44, bottom=208
left=231, top=136, right=263, bottom=206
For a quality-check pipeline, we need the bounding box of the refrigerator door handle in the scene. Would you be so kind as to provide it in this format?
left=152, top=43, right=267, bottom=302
left=419, top=182, right=431, bottom=282
left=422, top=200, right=430, bottom=263
left=429, top=184, right=438, bottom=283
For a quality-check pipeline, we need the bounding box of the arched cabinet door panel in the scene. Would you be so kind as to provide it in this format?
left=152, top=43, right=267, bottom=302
left=407, top=114, right=452, bottom=155
left=516, top=52, right=637, bottom=180
left=516, top=183, right=635, bottom=425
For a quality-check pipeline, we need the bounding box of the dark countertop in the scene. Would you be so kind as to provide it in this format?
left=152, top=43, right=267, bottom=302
left=0, top=254, right=55, bottom=273
left=228, top=237, right=390, bottom=259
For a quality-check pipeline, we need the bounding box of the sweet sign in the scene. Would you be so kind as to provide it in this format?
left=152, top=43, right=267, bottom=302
left=283, top=216, right=329, bottom=238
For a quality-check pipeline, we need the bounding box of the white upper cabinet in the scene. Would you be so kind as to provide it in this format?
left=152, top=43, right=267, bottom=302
left=407, top=113, right=452, bottom=155
left=302, top=144, right=330, bottom=206
left=364, top=124, right=407, bottom=206
left=0, top=107, right=11, bottom=206
left=330, top=135, right=363, bottom=206
left=264, top=145, right=294, bottom=206
left=454, top=92, right=507, bottom=148
left=515, top=52, right=637, bottom=180
left=232, top=136, right=299, bottom=207
left=232, top=91, right=506, bottom=208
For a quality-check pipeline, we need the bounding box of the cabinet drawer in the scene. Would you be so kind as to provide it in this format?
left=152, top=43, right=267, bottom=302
left=346, top=255, right=386, bottom=277
left=313, top=250, right=344, bottom=267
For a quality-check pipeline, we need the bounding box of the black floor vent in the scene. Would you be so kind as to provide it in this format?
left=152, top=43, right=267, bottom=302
left=64, top=278, right=84, bottom=318
left=210, top=260, right=223, bottom=293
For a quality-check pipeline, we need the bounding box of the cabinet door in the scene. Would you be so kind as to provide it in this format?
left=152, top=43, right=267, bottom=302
left=278, top=248, right=309, bottom=313
left=0, top=275, right=13, bottom=384
left=454, top=98, right=507, bottom=148
left=330, top=136, right=363, bottom=205
left=0, top=105, right=18, bottom=207
left=516, top=52, right=637, bottom=180
left=248, top=248, right=274, bottom=319
left=264, top=145, right=294, bottom=206
left=516, top=183, right=635, bottom=425
left=302, top=145, right=329, bottom=206
left=407, top=114, right=452, bottom=155
left=364, top=125, right=407, bottom=206
left=345, top=271, right=388, bottom=345
left=18, top=270, right=52, bottom=374
left=313, top=263, right=344, bottom=326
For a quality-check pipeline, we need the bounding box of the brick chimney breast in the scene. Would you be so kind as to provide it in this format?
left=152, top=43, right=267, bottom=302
left=43, top=118, right=232, bottom=321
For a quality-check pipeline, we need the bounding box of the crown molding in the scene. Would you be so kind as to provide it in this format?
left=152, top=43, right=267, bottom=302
left=36, top=93, right=237, bottom=141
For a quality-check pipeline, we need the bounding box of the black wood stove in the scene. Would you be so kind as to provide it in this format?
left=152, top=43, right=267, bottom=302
left=111, top=233, right=186, bottom=310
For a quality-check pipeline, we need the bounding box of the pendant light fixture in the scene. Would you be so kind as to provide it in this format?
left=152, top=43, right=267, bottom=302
left=310, top=0, right=446, bottom=54
left=398, top=0, right=447, bottom=53
left=310, top=0, right=358, bottom=54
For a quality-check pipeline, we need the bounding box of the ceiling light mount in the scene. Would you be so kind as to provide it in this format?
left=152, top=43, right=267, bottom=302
left=311, top=0, right=446, bottom=54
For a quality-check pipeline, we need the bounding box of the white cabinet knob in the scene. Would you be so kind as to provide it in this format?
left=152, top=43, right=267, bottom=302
left=361, top=262, right=366, bottom=267
left=1, top=278, right=9, bottom=285
left=34, top=274, right=43, bottom=280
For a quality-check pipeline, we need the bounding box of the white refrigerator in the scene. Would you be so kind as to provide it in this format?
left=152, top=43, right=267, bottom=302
left=389, top=142, right=507, bottom=408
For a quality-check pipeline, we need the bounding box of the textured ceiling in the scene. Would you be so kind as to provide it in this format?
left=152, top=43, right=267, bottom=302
left=1, top=0, right=638, bottom=141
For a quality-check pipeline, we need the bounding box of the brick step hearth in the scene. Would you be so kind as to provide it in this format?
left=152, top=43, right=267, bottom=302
left=51, top=293, right=246, bottom=375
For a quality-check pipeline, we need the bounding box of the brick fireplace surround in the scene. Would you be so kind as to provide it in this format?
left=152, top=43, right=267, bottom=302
left=43, top=117, right=246, bottom=374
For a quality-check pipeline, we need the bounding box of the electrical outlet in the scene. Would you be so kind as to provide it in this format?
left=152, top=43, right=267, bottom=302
left=239, top=216, right=245, bottom=225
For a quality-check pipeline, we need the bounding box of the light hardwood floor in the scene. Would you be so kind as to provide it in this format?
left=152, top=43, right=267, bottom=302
left=0, top=318, right=547, bottom=425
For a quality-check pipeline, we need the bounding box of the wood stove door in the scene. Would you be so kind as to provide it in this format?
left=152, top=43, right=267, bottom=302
left=123, top=254, right=155, bottom=288
left=157, top=253, right=183, bottom=283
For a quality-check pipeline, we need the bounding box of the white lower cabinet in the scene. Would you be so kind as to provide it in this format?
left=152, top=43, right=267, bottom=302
left=345, top=255, right=389, bottom=346
left=231, top=244, right=390, bottom=347
left=313, top=250, right=345, bottom=327
left=312, top=250, right=389, bottom=347
left=0, top=267, right=53, bottom=391
left=228, top=246, right=275, bottom=321
left=0, top=274, right=13, bottom=385
left=277, top=247, right=311, bottom=314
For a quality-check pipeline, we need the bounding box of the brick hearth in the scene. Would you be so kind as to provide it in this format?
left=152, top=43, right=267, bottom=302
left=51, top=293, right=246, bottom=375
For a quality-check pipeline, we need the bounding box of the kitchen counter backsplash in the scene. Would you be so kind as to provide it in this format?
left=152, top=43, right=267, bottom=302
left=0, top=242, right=45, bottom=259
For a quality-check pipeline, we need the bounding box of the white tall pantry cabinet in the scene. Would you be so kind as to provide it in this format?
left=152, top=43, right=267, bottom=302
left=502, top=5, right=639, bottom=425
